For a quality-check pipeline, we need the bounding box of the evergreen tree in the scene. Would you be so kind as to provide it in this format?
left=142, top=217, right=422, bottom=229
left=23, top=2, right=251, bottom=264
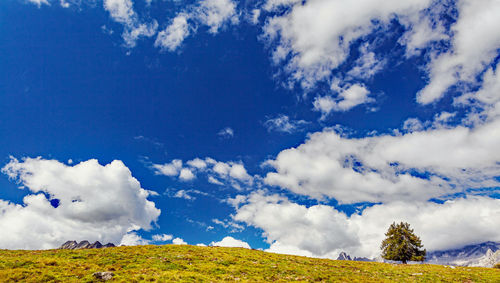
left=380, top=222, right=426, bottom=264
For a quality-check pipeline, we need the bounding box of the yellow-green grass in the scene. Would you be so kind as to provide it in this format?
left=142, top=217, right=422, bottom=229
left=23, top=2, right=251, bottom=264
left=0, top=245, right=499, bottom=282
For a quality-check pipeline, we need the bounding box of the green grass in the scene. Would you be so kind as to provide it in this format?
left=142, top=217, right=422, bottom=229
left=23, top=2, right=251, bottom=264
left=0, top=245, right=499, bottom=282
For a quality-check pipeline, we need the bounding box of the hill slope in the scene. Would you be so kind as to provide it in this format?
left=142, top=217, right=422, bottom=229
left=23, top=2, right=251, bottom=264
left=0, top=245, right=499, bottom=282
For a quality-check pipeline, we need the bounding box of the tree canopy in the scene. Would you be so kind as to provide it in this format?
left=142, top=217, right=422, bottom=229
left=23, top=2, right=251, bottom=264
left=380, top=222, right=426, bottom=264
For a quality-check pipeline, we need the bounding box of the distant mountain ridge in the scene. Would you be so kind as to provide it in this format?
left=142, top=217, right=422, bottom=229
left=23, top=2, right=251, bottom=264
left=337, top=241, right=500, bottom=268
left=426, top=241, right=500, bottom=267
left=59, top=240, right=115, bottom=250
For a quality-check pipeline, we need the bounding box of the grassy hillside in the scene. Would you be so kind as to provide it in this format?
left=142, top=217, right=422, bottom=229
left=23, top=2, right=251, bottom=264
left=0, top=245, right=499, bottom=282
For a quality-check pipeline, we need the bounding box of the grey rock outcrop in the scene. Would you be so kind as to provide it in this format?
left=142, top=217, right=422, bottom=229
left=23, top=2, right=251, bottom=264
left=93, top=271, right=114, bottom=281
left=59, top=240, right=115, bottom=250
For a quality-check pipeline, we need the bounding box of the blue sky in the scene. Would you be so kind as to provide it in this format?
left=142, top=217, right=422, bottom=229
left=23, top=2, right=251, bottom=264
left=1, top=0, right=499, bottom=258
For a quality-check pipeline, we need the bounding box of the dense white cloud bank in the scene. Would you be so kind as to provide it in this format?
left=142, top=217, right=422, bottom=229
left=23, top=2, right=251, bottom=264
left=264, top=116, right=500, bottom=203
left=0, top=157, right=160, bottom=249
left=233, top=191, right=500, bottom=259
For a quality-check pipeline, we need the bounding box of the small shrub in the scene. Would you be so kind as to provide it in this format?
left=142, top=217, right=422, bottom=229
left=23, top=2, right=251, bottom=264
left=493, top=263, right=500, bottom=269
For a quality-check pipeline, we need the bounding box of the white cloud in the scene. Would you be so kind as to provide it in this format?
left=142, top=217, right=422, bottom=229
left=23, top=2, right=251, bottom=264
left=262, top=0, right=302, bottom=12
left=313, top=84, right=372, bottom=115
left=122, top=21, right=158, bottom=48
left=120, top=232, right=150, bottom=246
left=59, top=0, right=70, bottom=8
left=172, top=237, right=187, bottom=245
left=233, top=191, right=355, bottom=257
left=196, top=0, right=239, bottom=34
left=174, top=189, right=194, bottom=200
left=263, top=0, right=432, bottom=88
left=250, top=9, right=260, bottom=25
left=265, top=117, right=500, bottom=203
left=153, top=157, right=253, bottom=188
left=0, top=157, right=160, bottom=249
left=153, top=159, right=183, bottom=176
left=398, top=2, right=449, bottom=57
left=187, top=158, right=208, bottom=170
left=229, top=164, right=252, bottom=182
left=212, top=218, right=244, bottom=232
left=455, top=61, right=500, bottom=123
left=264, top=114, right=308, bottom=133
left=155, top=14, right=190, bottom=51
left=210, top=236, right=251, bottom=249
left=27, top=0, right=50, bottom=7
left=179, top=168, right=196, bottom=181
left=417, top=0, right=500, bottom=104
left=233, top=191, right=500, bottom=259
left=152, top=234, right=173, bottom=242
left=347, top=44, right=386, bottom=80
left=104, top=0, right=136, bottom=25
left=103, top=0, right=157, bottom=47
left=217, top=127, right=234, bottom=138
left=208, top=175, right=224, bottom=185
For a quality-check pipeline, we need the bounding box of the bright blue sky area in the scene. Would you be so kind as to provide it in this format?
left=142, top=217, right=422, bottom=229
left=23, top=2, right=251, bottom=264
left=1, top=0, right=499, bottom=255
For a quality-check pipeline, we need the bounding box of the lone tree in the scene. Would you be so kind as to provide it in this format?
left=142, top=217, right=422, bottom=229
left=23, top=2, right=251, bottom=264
left=380, top=222, right=426, bottom=264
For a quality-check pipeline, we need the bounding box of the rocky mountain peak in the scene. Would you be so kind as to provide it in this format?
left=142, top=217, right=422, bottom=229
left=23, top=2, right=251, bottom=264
left=337, top=252, right=352, bottom=260
left=59, top=240, right=115, bottom=250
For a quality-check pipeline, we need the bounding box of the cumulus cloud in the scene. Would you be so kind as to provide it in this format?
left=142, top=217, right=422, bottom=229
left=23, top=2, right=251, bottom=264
left=153, top=157, right=252, bottom=188
left=417, top=0, right=500, bottom=104
left=264, top=117, right=500, bottom=203
left=313, top=84, right=373, bottom=115
left=186, top=158, right=208, bottom=170
left=233, top=191, right=500, bottom=259
left=263, top=0, right=432, bottom=88
left=152, top=234, right=173, bottom=242
left=153, top=159, right=183, bottom=176
left=179, top=168, right=196, bottom=181
left=120, top=232, right=151, bottom=246
left=172, top=237, right=187, bottom=245
left=210, top=236, right=251, bottom=249
left=0, top=157, right=160, bottom=249
left=264, top=114, right=309, bottom=133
